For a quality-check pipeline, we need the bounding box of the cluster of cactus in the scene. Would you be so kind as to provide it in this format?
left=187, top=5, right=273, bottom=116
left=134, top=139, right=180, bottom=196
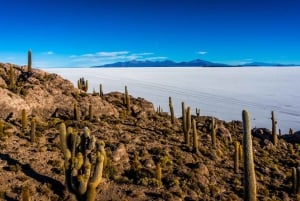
left=242, top=110, right=257, bottom=201
left=156, top=106, right=163, bottom=114
left=292, top=167, right=300, bottom=194
left=271, top=111, right=278, bottom=146
left=211, top=118, right=217, bottom=149
left=78, top=77, right=89, bottom=92
left=169, top=97, right=175, bottom=124
left=59, top=123, right=106, bottom=201
left=99, top=84, right=104, bottom=97
left=123, top=85, right=130, bottom=111
left=182, top=102, right=191, bottom=145
left=28, top=49, right=32, bottom=72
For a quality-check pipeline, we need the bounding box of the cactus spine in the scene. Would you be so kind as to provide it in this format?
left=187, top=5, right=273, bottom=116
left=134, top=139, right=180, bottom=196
left=30, top=118, right=36, bottom=143
left=28, top=49, right=32, bottom=72
left=211, top=118, right=217, bottom=149
left=242, top=110, right=257, bottom=201
left=99, top=84, right=103, bottom=97
left=182, top=102, right=191, bottom=145
left=169, top=97, right=175, bottom=124
left=234, top=141, right=240, bottom=173
left=192, top=119, right=199, bottom=154
left=59, top=123, right=106, bottom=201
left=271, top=111, right=278, bottom=146
left=22, top=109, right=28, bottom=131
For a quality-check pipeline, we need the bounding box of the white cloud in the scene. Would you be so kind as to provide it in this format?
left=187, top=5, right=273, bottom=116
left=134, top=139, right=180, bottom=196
left=145, top=57, right=167, bottom=61
left=69, top=51, right=165, bottom=66
left=197, top=51, right=207, bottom=55
left=43, top=51, right=54, bottom=55
left=96, top=51, right=129, bottom=57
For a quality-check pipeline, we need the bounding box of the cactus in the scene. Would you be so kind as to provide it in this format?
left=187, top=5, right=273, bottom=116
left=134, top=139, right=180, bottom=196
left=78, top=77, right=88, bottom=92
left=289, top=128, right=294, bottom=135
left=74, top=103, right=80, bottom=121
left=192, top=119, right=199, bottom=154
left=28, top=50, right=32, bottom=72
left=196, top=108, right=200, bottom=117
left=9, top=65, right=16, bottom=90
left=271, top=111, right=278, bottom=146
left=182, top=102, right=191, bottom=146
left=22, top=109, right=28, bottom=131
left=211, top=118, right=217, bottom=149
left=124, top=85, right=130, bottom=111
left=292, top=167, right=298, bottom=194
left=30, top=118, right=36, bottom=143
left=88, top=104, right=93, bottom=121
left=21, top=185, right=31, bottom=201
left=59, top=123, right=106, bottom=201
left=169, top=97, right=175, bottom=124
left=156, top=163, right=162, bottom=187
left=242, top=110, right=257, bottom=201
left=0, top=119, right=4, bottom=137
left=99, top=84, right=103, bottom=97
left=234, top=141, right=240, bottom=173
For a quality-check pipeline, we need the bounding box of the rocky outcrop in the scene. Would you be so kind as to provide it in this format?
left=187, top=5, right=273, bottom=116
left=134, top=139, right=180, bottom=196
left=0, top=63, right=118, bottom=120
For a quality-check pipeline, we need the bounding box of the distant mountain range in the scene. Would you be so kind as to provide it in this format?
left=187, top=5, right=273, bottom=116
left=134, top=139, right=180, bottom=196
left=93, top=59, right=298, bottom=67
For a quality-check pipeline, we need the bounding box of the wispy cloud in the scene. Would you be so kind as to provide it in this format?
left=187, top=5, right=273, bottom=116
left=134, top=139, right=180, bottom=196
left=43, top=51, right=54, bottom=55
left=69, top=51, right=165, bottom=66
left=197, top=51, right=207, bottom=55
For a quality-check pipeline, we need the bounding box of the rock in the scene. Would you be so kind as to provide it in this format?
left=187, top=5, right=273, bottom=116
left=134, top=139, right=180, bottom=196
left=217, top=124, right=232, bottom=143
left=144, top=159, right=155, bottom=169
left=112, top=143, right=129, bottom=163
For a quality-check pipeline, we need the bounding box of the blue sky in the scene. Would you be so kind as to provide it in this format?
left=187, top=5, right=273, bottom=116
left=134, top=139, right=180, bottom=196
left=0, top=0, right=299, bottom=67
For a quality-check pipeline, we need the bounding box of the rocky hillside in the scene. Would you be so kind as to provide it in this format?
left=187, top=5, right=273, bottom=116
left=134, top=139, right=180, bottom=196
left=0, top=62, right=299, bottom=201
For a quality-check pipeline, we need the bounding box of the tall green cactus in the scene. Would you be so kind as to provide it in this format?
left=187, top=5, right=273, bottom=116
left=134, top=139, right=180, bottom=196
left=271, top=111, right=278, bottom=146
left=21, top=185, right=31, bottom=201
left=156, top=163, right=162, bottom=187
left=234, top=141, right=240, bottom=173
left=169, top=97, right=175, bottom=124
left=99, top=84, right=103, bottom=97
left=192, top=119, right=199, bottom=154
left=196, top=108, right=200, bottom=117
left=0, top=119, right=4, bottom=137
left=22, top=109, right=28, bottom=131
left=74, top=103, right=80, bottom=121
left=59, top=123, right=106, bottom=201
left=28, top=49, right=32, bottom=72
left=88, top=104, right=93, bottom=121
left=242, top=110, right=257, bottom=201
left=124, top=85, right=130, bottom=111
left=9, top=65, right=16, bottom=90
left=182, top=102, right=191, bottom=146
left=211, top=118, right=217, bottom=149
